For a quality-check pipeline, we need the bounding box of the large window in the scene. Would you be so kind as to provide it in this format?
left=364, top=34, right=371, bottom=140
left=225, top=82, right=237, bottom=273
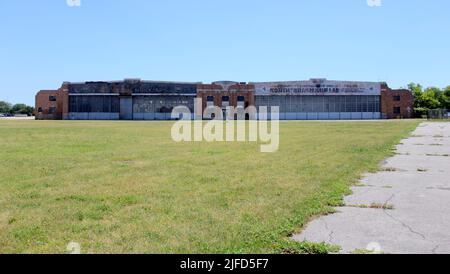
left=255, top=95, right=381, bottom=113
left=133, top=96, right=195, bottom=113
left=69, top=96, right=120, bottom=113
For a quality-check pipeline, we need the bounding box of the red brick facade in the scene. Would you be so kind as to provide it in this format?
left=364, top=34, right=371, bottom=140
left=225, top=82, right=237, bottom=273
left=35, top=90, right=62, bottom=120
left=60, top=82, right=70, bottom=120
left=381, top=84, right=414, bottom=119
left=35, top=83, right=70, bottom=120
left=196, top=81, right=255, bottom=118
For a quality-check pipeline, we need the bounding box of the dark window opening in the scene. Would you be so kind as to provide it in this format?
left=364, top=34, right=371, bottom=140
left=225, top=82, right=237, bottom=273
left=222, top=96, right=230, bottom=102
left=38, top=107, right=43, bottom=113
left=393, top=95, right=401, bottom=102
left=393, top=107, right=401, bottom=114
left=69, top=96, right=120, bottom=113
left=207, top=96, right=214, bottom=102
left=158, top=106, right=173, bottom=113
left=49, top=96, right=57, bottom=102
left=49, top=107, right=56, bottom=114
left=237, top=96, right=245, bottom=102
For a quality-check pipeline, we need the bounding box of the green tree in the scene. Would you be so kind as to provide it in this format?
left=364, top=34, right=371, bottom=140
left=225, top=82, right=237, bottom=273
left=422, top=87, right=442, bottom=109
left=11, top=104, right=35, bottom=116
left=408, top=83, right=448, bottom=117
left=443, top=86, right=450, bottom=109
left=408, top=83, right=424, bottom=109
left=0, top=101, right=12, bottom=113
left=408, top=83, right=428, bottom=117
left=11, top=103, right=27, bottom=113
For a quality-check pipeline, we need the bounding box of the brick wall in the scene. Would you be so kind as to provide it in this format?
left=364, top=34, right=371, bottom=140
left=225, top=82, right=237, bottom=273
left=61, top=82, right=70, bottom=120
left=35, top=85, right=69, bottom=120
left=35, top=90, right=61, bottom=120
left=381, top=85, right=414, bottom=119
left=196, top=82, right=255, bottom=118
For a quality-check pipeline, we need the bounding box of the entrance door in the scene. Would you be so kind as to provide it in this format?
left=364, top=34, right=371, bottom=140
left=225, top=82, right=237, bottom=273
left=120, top=97, right=133, bottom=120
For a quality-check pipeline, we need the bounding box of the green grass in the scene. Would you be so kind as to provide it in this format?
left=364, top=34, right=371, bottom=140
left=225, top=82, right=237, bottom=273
left=0, top=120, right=420, bottom=254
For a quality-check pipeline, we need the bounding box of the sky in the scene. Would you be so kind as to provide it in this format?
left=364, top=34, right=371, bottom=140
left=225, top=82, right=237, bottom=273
left=0, top=0, right=449, bottom=105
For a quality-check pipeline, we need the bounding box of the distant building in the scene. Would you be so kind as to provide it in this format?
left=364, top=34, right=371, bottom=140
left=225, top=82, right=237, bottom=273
left=35, top=78, right=413, bottom=120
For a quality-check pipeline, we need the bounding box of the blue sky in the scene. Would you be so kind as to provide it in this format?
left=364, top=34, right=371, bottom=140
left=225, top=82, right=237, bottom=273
left=1, top=0, right=449, bottom=105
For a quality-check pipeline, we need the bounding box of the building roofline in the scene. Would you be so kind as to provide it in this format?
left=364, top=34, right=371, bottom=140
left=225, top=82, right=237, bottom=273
left=36, top=89, right=59, bottom=94
left=249, top=79, right=383, bottom=85
left=64, top=79, right=202, bottom=85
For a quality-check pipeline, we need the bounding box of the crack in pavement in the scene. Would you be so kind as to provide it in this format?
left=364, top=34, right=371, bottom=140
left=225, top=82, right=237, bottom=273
left=321, top=218, right=335, bottom=245
left=382, top=195, right=427, bottom=241
left=380, top=193, right=428, bottom=241
left=384, top=193, right=396, bottom=208
left=432, top=244, right=440, bottom=254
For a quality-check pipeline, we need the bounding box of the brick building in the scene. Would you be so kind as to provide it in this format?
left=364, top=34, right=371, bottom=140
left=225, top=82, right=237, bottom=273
left=196, top=81, right=255, bottom=119
left=36, top=79, right=413, bottom=120
left=381, top=84, right=414, bottom=119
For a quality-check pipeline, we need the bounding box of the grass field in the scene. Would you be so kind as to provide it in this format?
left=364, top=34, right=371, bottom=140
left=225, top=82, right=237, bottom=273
left=0, top=120, right=420, bottom=254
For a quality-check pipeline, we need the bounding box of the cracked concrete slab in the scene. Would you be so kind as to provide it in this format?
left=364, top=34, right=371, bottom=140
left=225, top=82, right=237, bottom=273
left=293, top=122, right=450, bottom=254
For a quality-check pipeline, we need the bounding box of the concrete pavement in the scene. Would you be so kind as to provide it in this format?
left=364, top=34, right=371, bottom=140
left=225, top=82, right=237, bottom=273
left=293, top=122, right=450, bottom=254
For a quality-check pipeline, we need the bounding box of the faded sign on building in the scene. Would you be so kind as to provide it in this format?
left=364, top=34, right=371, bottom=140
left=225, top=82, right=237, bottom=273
left=253, top=79, right=381, bottom=96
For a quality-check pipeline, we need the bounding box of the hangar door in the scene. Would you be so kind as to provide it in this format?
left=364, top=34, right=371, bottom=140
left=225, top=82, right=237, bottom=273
left=120, top=97, right=133, bottom=120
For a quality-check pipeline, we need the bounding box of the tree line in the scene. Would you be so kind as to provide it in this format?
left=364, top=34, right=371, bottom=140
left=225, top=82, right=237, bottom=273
left=0, top=101, right=35, bottom=116
left=408, top=83, right=450, bottom=117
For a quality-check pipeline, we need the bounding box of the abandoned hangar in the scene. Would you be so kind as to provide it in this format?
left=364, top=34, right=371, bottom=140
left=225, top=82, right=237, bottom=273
left=35, top=78, right=413, bottom=120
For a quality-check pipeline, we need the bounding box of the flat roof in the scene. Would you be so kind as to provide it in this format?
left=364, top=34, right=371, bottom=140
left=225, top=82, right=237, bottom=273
left=66, top=79, right=202, bottom=85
